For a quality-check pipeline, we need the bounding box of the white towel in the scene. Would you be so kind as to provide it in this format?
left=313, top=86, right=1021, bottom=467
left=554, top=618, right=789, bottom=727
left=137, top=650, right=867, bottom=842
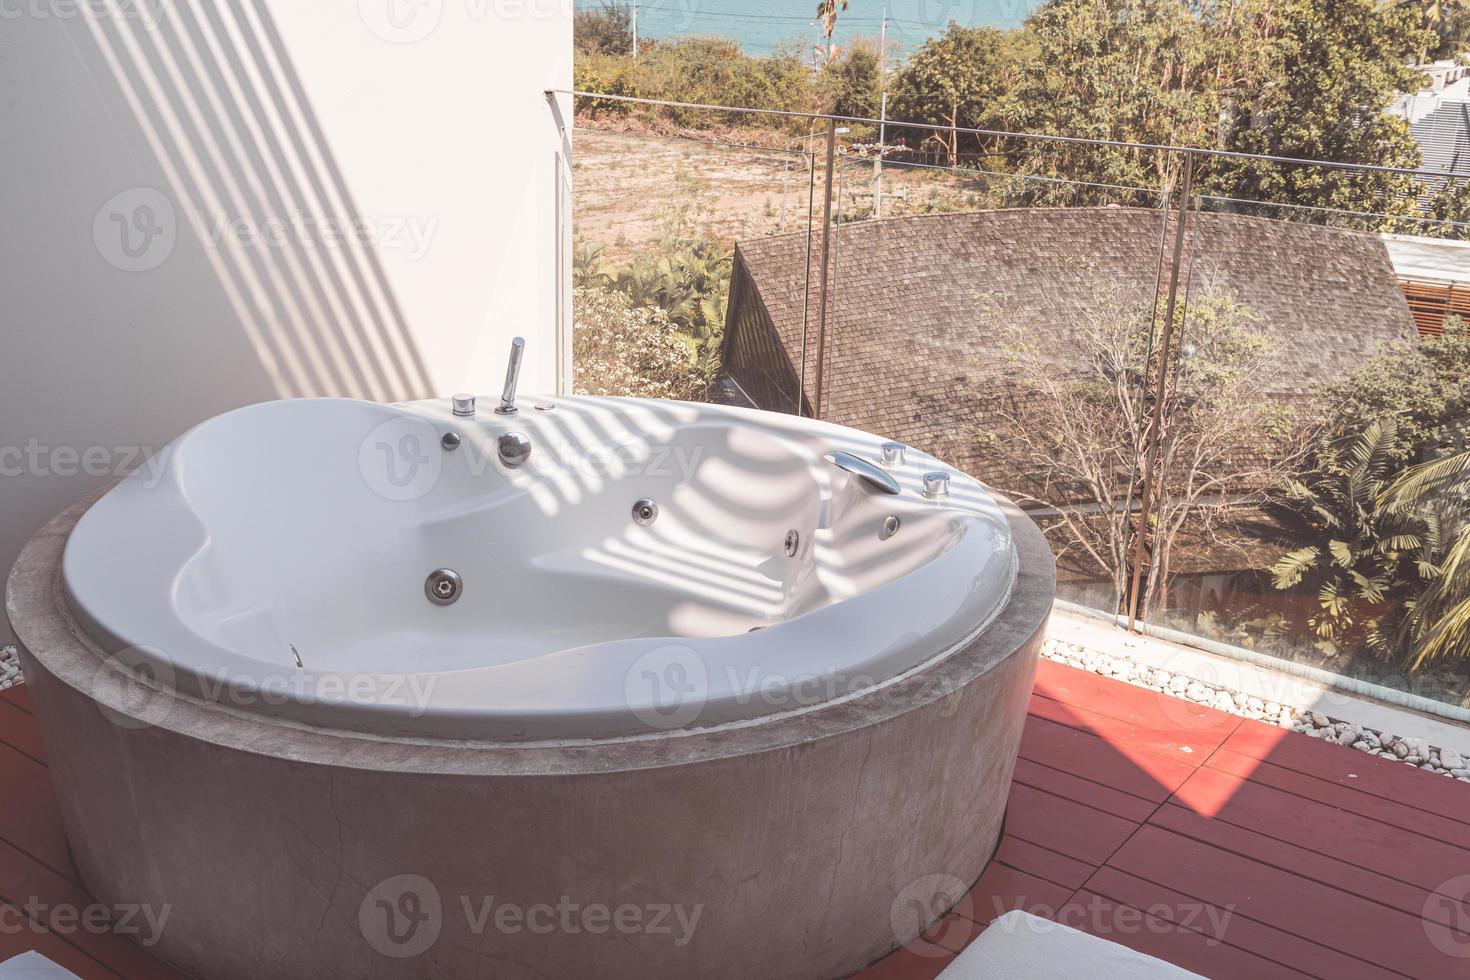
left=939, top=910, right=1205, bottom=979
left=0, top=952, right=83, bottom=980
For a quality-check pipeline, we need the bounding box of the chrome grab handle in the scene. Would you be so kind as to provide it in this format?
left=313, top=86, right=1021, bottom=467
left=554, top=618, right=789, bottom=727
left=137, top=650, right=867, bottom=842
left=824, top=451, right=901, bottom=495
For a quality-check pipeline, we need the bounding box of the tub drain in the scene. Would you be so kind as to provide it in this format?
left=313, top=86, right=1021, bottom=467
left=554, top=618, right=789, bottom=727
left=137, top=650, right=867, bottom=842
left=425, top=568, right=462, bottom=606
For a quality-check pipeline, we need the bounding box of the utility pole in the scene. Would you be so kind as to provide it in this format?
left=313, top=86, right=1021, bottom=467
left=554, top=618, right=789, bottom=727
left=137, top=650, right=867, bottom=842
left=874, top=8, right=887, bottom=219
left=631, top=3, right=638, bottom=62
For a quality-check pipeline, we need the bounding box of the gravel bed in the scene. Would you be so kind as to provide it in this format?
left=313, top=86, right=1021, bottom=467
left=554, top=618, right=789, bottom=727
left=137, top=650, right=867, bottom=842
left=1043, top=638, right=1470, bottom=783
left=0, top=646, right=19, bottom=692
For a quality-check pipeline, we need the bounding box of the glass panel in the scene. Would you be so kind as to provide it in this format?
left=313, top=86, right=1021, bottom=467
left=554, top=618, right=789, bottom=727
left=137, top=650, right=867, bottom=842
left=1140, top=154, right=1470, bottom=708
left=805, top=129, right=1172, bottom=624
left=570, top=123, right=813, bottom=405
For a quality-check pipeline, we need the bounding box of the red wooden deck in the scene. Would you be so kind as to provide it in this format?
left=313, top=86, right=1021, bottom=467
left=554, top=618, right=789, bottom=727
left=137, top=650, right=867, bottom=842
left=3, top=661, right=1469, bottom=978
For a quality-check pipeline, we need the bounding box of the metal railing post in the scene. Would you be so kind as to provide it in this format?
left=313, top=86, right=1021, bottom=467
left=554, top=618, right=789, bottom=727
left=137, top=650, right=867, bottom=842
left=1126, top=151, right=1196, bottom=631
left=812, top=118, right=839, bottom=420
left=797, top=144, right=816, bottom=416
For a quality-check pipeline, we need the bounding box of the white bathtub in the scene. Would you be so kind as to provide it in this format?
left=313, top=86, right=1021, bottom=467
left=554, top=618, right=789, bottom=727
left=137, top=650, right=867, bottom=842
left=61, top=395, right=1017, bottom=739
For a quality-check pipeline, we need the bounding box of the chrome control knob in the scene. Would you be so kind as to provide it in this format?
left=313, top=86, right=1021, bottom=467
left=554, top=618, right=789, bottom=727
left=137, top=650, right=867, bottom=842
left=451, top=393, right=476, bottom=417
left=922, top=471, right=951, bottom=499
left=880, top=442, right=907, bottom=467
left=498, top=431, right=532, bottom=468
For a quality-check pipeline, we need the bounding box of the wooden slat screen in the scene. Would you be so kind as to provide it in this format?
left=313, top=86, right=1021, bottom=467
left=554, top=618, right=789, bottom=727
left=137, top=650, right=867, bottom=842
left=1401, top=278, right=1470, bottom=337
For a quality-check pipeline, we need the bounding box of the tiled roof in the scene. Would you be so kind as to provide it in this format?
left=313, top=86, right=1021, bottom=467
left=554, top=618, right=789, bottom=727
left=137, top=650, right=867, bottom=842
left=721, top=208, right=1416, bottom=477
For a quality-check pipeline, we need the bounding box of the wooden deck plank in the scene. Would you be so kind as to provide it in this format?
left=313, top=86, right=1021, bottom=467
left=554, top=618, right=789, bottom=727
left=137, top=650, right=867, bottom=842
left=1151, top=802, right=1469, bottom=932
left=1084, top=866, right=1404, bottom=980
left=993, top=836, right=1096, bottom=891
left=1005, top=782, right=1141, bottom=867
left=1019, top=713, right=1193, bottom=804
left=1206, top=748, right=1470, bottom=853
left=850, top=942, right=956, bottom=980
left=1033, top=660, right=1241, bottom=752
left=852, top=862, right=1074, bottom=978
left=1027, top=692, right=1229, bottom=762
left=1106, top=824, right=1464, bottom=977
left=0, top=838, right=185, bottom=980
left=0, top=700, right=45, bottom=765
left=0, top=685, right=33, bottom=715
left=1173, top=763, right=1470, bottom=899
left=0, top=743, right=74, bottom=882
left=1011, top=757, right=1157, bottom=823
left=1058, top=890, right=1316, bottom=980
left=951, top=860, right=1076, bottom=928
left=1222, top=719, right=1470, bottom=828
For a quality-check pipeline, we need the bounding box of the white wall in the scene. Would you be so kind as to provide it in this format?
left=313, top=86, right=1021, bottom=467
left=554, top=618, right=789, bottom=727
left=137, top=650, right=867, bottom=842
left=0, top=1, right=572, bottom=645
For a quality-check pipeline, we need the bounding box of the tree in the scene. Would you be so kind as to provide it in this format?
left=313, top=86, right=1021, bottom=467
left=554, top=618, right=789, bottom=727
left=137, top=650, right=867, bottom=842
left=1268, top=317, right=1470, bottom=665
left=1205, top=0, right=1433, bottom=223
left=1433, top=3, right=1470, bottom=55
left=993, top=0, right=1432, bottom=216
left=1417, top=176, right=1470, bottom=241
left=889, top=23, right=1024, bottom=166
left=1001, top=0, right=1271, bottom=201
left=574, top=2, right=632, bottom=56
left=976, top=287, right=1308, bottom=617
left=817, top=0, right=849, bottom=63
left=1391, top=0, right=1463, bottom=61
left=824, top=44, right=881, bottom=119
left=1383, top=444, right=1470, bottom=664
left=1317, top=317, right=1470, bottom=468
left=1269, top=419, right=1424, bottom=657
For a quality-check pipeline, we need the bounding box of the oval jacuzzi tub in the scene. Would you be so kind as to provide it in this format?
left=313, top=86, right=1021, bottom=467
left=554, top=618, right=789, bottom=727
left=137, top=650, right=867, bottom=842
left=62, top=396, right=1019, bottom=739
left=8, top=394, right=1054, bottom=980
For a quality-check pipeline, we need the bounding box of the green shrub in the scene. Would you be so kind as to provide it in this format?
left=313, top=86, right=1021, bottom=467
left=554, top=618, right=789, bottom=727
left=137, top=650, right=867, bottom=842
left=573, top=287, right=711, bottom=400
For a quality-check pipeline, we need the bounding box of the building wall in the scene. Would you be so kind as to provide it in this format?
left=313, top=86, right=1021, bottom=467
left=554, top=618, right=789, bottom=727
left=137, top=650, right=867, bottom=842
left=0, top=2, right=571, bottom=645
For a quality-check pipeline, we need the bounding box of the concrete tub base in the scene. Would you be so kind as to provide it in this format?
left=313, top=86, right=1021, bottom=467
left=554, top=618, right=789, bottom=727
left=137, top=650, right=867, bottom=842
left=6, top=493, right=1053, bottom=980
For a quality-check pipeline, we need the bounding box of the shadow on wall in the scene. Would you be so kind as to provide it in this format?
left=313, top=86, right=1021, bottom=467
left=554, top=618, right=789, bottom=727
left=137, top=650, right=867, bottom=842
left=70, top=0, right=433, bottom=401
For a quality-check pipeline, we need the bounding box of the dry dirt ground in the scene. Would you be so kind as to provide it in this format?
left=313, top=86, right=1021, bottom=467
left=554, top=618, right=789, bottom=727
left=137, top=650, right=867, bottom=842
left=572, top=128, right=996, bottom=260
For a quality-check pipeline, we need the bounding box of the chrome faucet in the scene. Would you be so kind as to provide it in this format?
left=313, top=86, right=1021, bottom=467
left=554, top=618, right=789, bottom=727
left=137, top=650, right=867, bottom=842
left=824, top=451, right=900, bottom=495
left=495, top=336, right=525, bottom=415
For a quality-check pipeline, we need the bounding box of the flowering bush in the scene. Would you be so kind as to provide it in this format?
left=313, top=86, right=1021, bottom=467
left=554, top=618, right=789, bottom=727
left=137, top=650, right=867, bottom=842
left=573, top=287, right=710, bottom=401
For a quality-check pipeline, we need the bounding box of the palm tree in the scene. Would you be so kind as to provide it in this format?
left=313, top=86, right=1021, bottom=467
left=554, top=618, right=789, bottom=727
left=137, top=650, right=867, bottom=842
left=1270, top=419, right=1423, bottom=657
left=816, top=0, right=849, bottom=63
left=1383, top=446, right=1470, bottom=665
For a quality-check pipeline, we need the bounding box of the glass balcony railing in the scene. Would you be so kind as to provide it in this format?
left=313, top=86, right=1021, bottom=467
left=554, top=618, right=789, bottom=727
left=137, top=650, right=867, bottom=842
left=568, top=91, right=1470, bottom=713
